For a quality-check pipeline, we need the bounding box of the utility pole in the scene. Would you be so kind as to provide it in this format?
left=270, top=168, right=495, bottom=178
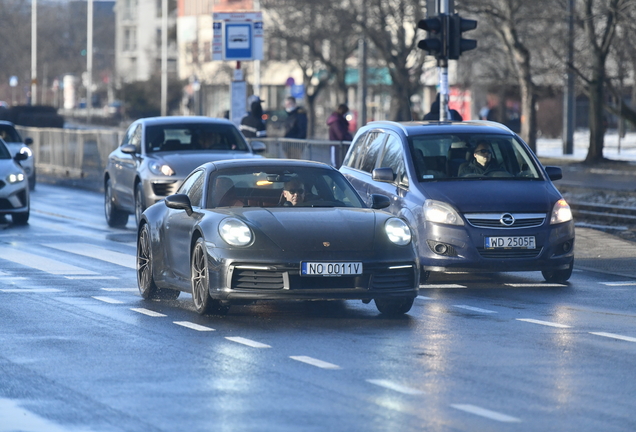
left=358, top=3, right=368, bottom=127
left=161, top=0, right=168, bottom=116
left=87, top=0, right=93, bottom=123
left=31, top=0, right=37, bottom=105
left=562, top=0, right=575, bottom=155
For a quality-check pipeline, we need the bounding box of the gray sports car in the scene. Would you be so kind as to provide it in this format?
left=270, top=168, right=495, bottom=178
left=137, top=159, right=419, bottom=316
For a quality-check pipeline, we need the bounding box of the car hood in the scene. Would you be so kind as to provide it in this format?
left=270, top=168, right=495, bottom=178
left=421, top=180, right=560, bottom=213
left=0, top=158, right=23, bottom=173
left=238, top=207, right=377, bottom=251
left=150, top=151, right=263, bottom=177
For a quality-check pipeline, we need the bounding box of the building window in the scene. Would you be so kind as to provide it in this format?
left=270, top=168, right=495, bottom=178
left=124, top=27, right=137, bottom=52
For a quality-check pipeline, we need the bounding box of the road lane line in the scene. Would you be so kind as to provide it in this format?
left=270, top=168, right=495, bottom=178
left=0, top=277, right=27, bottom=281
left=590, top=332, right=636, bottom=343
left=451, top=404, right=521, bottom=423
left=600, top=282, right=636, bottom=286
left=420, top=284, right=466, bottom=289
left=65, top=276, right=119, bottom=280
left=0, top=398, right=72, bottom=432
left=44, top=243, right=136, bottom=269
left=0, top=249, right=97, bottom=275
left=516, top=318, right=571, bottom=328
left=102, top=288, right=139, bottom=292
left=131, top=308, right=167, bottom=317
left=173, top=321, right=215, bottom=331
left=226, top=337, right=271, bottom=348
left=290, top=356, right=341, bottom=369
left=505, top=283, right=566, bottom=288
left=454, top=305, right=497, bottom=313
left=366, top=379, right=425, bottom=395
left=417, top=295, right=433, bottom=300
left=92, top=296, right=124, bottom=304
left=0, top=288, right=61, bottom=293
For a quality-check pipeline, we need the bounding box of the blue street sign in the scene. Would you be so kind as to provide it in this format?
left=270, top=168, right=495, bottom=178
left=225, top=23, right=252, bottom=60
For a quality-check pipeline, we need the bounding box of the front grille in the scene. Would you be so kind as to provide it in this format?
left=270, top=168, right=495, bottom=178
left=372, top=267, right=414, bottom=290
left=478, top=248, right=543, bottom=259
left=151, top=181, right=179, bottom=197
left=232, top=269, right=285, bottom=289
left=465, top=213, right=546, bottom=229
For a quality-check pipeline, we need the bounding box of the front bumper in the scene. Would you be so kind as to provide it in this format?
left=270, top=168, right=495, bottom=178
left=0, top=180, right=29, bottom=214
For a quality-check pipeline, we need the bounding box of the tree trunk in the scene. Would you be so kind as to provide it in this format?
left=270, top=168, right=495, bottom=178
left=388, top=68, right=416, bottom=121
left=585, top=68, right=606, bottom=163
left=519, top=73, right=537, bottom=152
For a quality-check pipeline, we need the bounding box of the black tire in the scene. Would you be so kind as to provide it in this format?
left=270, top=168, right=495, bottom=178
left=191, top=238, right=229, bottom=315
left=542, top=261, right=573, bottom=283
left=29, top=171, right=36, bottom=191
left=105, top=178, right=129, bottom=228
left=12, top=211, right=29, bottom=225
left=137, top=223, right=180, bottom=300
left=374, top=296, right=415, bottom=316
left=134, top=182, right=146, bottom=227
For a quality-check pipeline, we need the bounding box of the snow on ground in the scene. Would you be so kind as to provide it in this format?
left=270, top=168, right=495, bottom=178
left=537, top=130, right=636, bottom=162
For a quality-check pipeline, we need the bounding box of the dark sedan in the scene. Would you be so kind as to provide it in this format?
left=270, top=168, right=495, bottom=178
left=137, top=159, right=419, bottom=316
left=104, top=116, right=266, bottom=227
left=340, top=120, right=575, bottom=283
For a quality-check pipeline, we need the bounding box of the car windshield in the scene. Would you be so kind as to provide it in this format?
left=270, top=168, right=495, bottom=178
left=408, top=133, right=541, bottom=181
left=145, top=123, right=249, bottom=153
left=205, top=166, right=365, bottom=209
left=0, top=125, right=21, bottom=143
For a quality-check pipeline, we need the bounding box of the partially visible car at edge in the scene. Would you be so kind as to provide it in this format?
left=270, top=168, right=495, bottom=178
left=339, top=120, right=574, bottom=283
left=104, top=116, right=267, bottom=227
left=0, top=137, right=29, bottom=224
left=0, top=121, right=35, bottom=190
left=137, top=158, right=418, bottom=316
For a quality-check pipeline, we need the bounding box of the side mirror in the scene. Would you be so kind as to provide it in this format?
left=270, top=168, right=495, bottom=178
left=370, top=194, right=391, bottom=210
left=14, top=152, right=28, bottom=162
left=165, top=194, right=193, bottom=216
left=544, top=166, right=562, bottom=181
left=24, top=137, right=33, bottom=146
left=372, top=167, right=396, bottom=183
left=250, top=141, right=267, bottom=153
left=121, top=144, right=138, bottom=155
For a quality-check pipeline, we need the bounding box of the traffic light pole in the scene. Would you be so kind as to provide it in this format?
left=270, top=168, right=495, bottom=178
left=438, top=0, right=450, bottom=121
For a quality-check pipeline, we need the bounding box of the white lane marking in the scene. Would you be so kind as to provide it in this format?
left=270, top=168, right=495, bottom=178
left=0, top=249, right=97, bottom=275
left=600, top=282, right=636, bottom=286
left=451, top=404, right=521, bottom=423
left=590, top=332, right=636, bottom=343
left=131, top=308, right=167, bottom=317
left=420, top=284, right=466, bottom=289
left=0, top=288, right=61, bottom=293
left=0, top=398, right=76, bottom=432
left=454, top=305, right=497, bottom=314
left=366, top=379, right=425, bottom=395
left=65, top=276, right=118, bottom=280
left=0, top=277, right=27, bottom=280
left=92, top=296, right=124, bottom=304
left=290, top=356, right=341, bottom=369
left=226, top=336, right=271, bottom=348
left=44, top=243, right=136, bottom=269
left=102, top=288, right=138, bottom=292
left=505, top=283, right=566, bottom=288
left=417, top=295, right=433, bottom=300
left=516, top=318, right=571, bottom=328
left=174, top=321, right=215, bottom=332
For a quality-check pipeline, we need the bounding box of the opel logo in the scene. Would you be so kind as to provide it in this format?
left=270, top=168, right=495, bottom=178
left=500, top=213, right=515, bottom=226
left=323, top=242, right=330, bottom=247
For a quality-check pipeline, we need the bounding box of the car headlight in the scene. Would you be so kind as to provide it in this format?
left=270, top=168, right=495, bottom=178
left=550, top=199, right=572, bottom=224
left=149, top=161, right=175, bottom=176
left=7, top=172, right=25, bottom=184
left=19, top=147, right=33, bottom=158
left=219, top=218, right=253, bottom=246
left=385, top=218, right=412, bottom=246
left=423, top=199, right=464, bottom=226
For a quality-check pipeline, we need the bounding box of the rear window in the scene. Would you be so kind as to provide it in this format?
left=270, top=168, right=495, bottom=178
left=408, top=133, right=541, bottom=180
left=146, top=123, right=249, bottom=153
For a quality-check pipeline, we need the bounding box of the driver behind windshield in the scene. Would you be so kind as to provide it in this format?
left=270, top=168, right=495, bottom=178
left=458, top=140, right=509, bottom=177
left=279, top=178, right=305, bottom=206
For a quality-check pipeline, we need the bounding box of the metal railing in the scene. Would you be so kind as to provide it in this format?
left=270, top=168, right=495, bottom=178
left=16, top=126, right=350, bottom=191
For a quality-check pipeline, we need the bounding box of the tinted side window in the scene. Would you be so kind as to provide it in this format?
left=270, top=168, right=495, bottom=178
left=359, top=132, right=387, bottom=173
left=179, top=170, right=204, bottom=207
left=343, top=132, right=368, bottom=168
left=379, top=135, right=407, bottom=186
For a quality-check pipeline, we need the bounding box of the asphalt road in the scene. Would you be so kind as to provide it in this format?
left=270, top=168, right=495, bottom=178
left=0, top=184, right=635, bottom=432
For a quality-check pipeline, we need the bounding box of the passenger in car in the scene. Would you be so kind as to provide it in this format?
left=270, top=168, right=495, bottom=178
left=279, top=178, right=306, bottom=206
left=458, top=141, right=510, bottom=177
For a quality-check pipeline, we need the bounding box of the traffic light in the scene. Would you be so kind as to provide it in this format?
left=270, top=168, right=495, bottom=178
left=418, top=16, right=445, bottom=59
left=448, top=14, right=477, bottom=60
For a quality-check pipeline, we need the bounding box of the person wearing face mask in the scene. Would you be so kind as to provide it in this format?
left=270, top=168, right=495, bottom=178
left=458, top=141, right=508, bottom=177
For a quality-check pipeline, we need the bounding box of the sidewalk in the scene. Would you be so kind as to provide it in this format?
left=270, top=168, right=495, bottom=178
left=573, top=227, right=636, bottom=279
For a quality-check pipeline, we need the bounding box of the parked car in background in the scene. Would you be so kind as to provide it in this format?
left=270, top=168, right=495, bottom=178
left=104, top=116, right=266, bottom=228
left=340, top=120, right=575, bottom=283
left=137, top=158, right=418, bottom=316
left=0, top=121, right=35, bottom=190
left=0, top=137, right=29, bottom=224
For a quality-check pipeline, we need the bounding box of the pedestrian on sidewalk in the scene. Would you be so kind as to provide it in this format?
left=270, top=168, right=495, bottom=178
left=327, top=104, right=353, bottom=142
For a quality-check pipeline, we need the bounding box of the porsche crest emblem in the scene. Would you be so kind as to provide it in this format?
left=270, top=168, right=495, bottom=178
left=323, top=242, right=330, bottom=247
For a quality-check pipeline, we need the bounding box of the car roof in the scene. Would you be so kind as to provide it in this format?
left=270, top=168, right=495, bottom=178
left=206, top=158, right=336, bottom=171
left=360, top=120, right=516, bottom=137
left=135, top=116, right=235, bottom=126
left=0, top=120, right=16, bottom=127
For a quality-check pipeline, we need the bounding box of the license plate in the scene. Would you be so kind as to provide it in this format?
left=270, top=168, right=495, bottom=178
left=301, top=262, right=363, bottom=276
left=485, top=236, right=536, bottom=249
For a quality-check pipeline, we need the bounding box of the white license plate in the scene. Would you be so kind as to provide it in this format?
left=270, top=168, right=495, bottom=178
left=301, top=262, right=363, bottom=276
left=485, top=236, right=536, bottom=249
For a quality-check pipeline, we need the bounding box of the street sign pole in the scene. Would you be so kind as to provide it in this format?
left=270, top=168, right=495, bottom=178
left=438, top=0, right=450, bottom=121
